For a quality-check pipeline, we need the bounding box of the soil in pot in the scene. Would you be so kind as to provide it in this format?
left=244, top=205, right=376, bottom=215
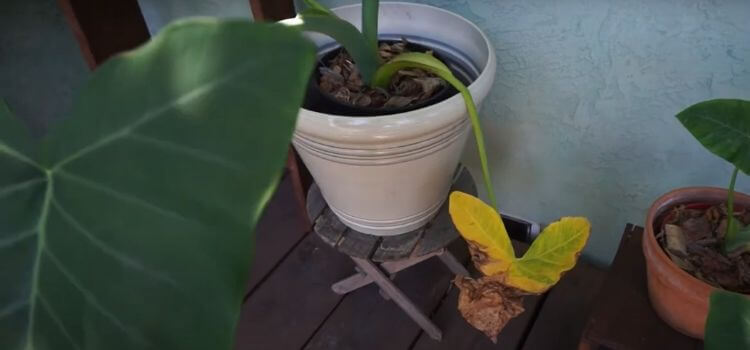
left=656, top=202, right=750, bottom=293
left=303, top=38, right=474, bottom=116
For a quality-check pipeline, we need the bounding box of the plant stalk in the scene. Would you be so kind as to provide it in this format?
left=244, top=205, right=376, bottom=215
left=362, top=0, right=379, bottom=60
left=726, top=166, right=740, bottom=247
left=438, top=74, right=497, bottom=209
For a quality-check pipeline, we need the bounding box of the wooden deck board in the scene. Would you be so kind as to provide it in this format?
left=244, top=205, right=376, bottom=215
left=245, top=175, right=309, bottom=294
left=234, top=233, right=354, bottom=350
left=521, top=260, right=606, bottom=350
left=303, top=240, right=469, bottom=350
left=579, top=225, right=702, bottom=349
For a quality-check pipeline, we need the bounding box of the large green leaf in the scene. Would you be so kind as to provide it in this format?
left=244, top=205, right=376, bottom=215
left=448, top=191, right=514, bottom=276
left=676, top=99, right=750, bottom=174
left=0, top=19, right=315, bottom=350
left=506, top=217, right=590, bottom=293
left=705, top=290, right=750, bottom=350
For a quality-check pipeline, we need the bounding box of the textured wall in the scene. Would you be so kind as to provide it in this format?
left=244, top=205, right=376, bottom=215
left=317, top=0, right=750, bottom=264
left=0, top=0, right=90, bottom=136
left=0, top=0, right=253, bottom=135
left=137, top=0, right=252, bottom=34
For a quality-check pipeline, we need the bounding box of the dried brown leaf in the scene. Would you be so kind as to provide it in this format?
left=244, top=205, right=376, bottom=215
left=414, top=77, right=444, bottom=98
left=455, top=275, right=525, bottom=343
left=383, top=96, right=414, bottom=108
left=682, top=217, right=712, bottom=242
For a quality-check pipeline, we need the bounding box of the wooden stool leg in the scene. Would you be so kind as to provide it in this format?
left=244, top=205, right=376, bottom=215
left=351, top=257, right=443, bottom=341
left=331, top=250, right=444, bottom=295
left=331, top=271, right=373, bottom=294
left=438, top=249, right=470, bottom=276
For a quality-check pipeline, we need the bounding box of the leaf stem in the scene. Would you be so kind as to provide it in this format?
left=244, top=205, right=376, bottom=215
left=372, top=53, right=498, bottom=209
left=454, top=83, right=498, bottom=210
left=726, top=167, right=740, bottom=248
left=25, top=170, right=53, bottom=350
left=438, top=71, right=498, bottom=209
left=362, top=0, right=379, bottom=59
left=0, top=141, right=43, bottom=171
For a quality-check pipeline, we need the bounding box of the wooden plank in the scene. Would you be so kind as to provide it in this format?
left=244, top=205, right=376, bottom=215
left=351, top=257, right=444, bottom=340
left=244, top=175, right=309, bottom=294
left=336, top=230, right=380, bottom=259
left=412, top=289, right=544, bottom=350
left=248, top=0, right=296, bottom=21
left=314, top=207, right=348, bottom=247
left=411, top=241, right=541, bottom=350
left=304, top=239, right=469, bottom=350
left=579, top=225, right=703, bottom=350
left=286, top=148, right=313, bottom=229
left=521, top=259, right=606, bottom=350
left=58, top=0, right=150, bottom=69
left=234, top=233, right=354, bottom=350
left=373, top=229, right=423, bottom=261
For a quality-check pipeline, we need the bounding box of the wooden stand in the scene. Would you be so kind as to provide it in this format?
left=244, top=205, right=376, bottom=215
left=306, top=168, right=476, bottom=341
left=578, top=225, right=703, bottom=349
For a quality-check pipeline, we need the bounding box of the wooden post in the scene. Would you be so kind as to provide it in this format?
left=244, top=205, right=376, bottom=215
left=248, top=0, right=296, bottom=21
left=248, top=0, right=313, bottom=228
left=57, top=0, right=151, bottom=69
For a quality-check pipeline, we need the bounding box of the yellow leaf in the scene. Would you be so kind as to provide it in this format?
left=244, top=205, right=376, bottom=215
left=505, top=217, right=590, bottom=293
left=448, top=191, right=515, bottom=275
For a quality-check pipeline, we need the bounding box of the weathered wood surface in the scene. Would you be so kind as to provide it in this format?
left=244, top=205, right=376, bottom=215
left=234, top=233, right=354, bottom=350
left=579, top=225, right=703, bottom=350
left=248, top=0, right=296, bottom=21
left=351, top=256, right=444, bottom=340
left=58, top=0, right=150, bottom=69
left=522, top=259, right=605, bottom=350
left=303, top=239, right=470, bottom=350
left=307, top=168, right=476, bottom=262
left=244, top=175, right=309, bottom=295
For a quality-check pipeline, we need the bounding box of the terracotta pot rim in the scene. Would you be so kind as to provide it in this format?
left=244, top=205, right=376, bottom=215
left=644, top=186, right=750, bottom=293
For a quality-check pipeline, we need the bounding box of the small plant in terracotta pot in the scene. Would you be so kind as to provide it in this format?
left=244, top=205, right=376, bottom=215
left=643, top=99, right=750, bottom=348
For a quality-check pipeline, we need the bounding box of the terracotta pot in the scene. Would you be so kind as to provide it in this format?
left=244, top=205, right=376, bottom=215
left=643, top=187, right=750, bottom=339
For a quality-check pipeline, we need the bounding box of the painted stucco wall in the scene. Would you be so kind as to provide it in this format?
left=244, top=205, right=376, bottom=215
left=2, top=0, right=749, bottom=264
left=315, top=0, right=750, bottom=264
left=137, top=0, right=252, bottom=34
left=0, top=0, right=90, bottom=136
left=0, top=0, right=251, bottom=135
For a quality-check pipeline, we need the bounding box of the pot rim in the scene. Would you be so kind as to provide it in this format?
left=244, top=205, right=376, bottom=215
left=644, top=186, right=750, bottom=294
left=294, top=2, right=497, bottom=148
left=298, top=2, right=495, bottom=121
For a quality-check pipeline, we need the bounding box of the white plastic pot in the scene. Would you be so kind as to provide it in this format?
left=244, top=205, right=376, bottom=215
left=293, top=2, right=496, bottom=236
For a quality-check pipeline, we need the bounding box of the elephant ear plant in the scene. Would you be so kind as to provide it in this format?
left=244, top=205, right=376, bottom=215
left=0, top=20, right=316, bottom=350
left=676, top=99, right=750, bottom=350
